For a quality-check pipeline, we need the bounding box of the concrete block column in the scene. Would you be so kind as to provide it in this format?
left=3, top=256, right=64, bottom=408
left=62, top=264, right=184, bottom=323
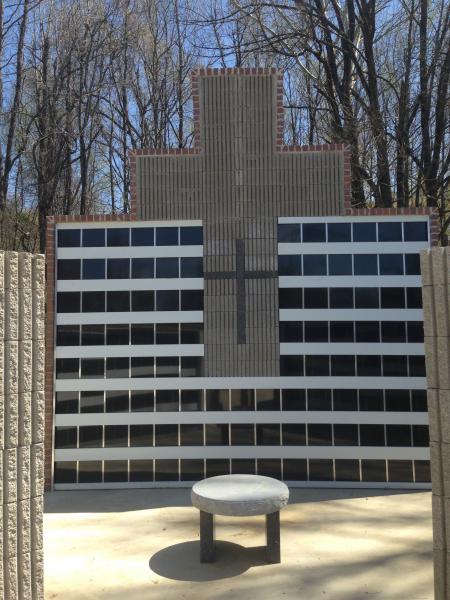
left=421, top=247, right=450, bottom=600
left=1, top=251, right=45, bottom=600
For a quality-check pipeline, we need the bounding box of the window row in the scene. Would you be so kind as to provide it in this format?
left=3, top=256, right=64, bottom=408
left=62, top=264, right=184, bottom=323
left=55, top=422, right=429, bottom=449
left=278, top=286, right=422, bottom=309
left=54, top=458, right=431, bottom=484
left=57, top=257, right=203, bottom=280
left=55, top=388, right=428, bottom=414
left=55, top=356, right=203, bottom=379
left=280, top=355, right=426, bottom=377
left=56, top=323, right=203, bottom=346
left=277, top=221, right=428, bottom=243
left=57, top=226, right=203, bottom=248
left=278, top=253, right=420, bottom=276
left=279, top=320, right=424, bottom=344
left=57, top=290, right=203, bottom=313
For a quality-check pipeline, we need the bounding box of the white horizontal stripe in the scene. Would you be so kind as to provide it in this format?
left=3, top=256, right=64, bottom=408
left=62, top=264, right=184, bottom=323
left=278, top=242, right=428, bottom=254
left=55, top=344, right=204, bottom=359
left=57, top=246, right=203, bottom=259
left=279, top=275, right=422, bottom=287
left=54, top=482, right=431, bottom=490
left=56, top=220, right=202, bottom=229
left=280, top=343, right=425, bottom=356
left=55, top=411, right=428, bottom=427
left=54, top=376, right=427, bottom=391
left=57, top=278, right=203, bottom=292
left=278, top=216, right=429, bottom=224
left=54, top=447, right=430, bottom=461
left=57, top=311, right=203, bottom=325
left=280, top=309, right=423, bottom=321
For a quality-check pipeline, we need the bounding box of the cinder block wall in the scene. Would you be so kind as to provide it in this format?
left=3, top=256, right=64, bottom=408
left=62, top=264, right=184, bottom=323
left=1, top=252, right=45, bottom=599
left=421, top=247, right=450, bottom=600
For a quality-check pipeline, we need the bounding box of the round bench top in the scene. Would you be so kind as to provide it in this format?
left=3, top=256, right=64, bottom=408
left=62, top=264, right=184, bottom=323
left=191, top=474, right=289, bottom=517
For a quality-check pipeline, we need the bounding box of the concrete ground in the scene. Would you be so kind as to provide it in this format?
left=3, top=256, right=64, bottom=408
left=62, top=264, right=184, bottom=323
left=44, top=488, right=433, bottom=600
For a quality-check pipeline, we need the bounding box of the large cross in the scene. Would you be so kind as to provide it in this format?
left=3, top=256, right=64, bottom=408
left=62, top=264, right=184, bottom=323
left=132, top=68, right=345, bottom=376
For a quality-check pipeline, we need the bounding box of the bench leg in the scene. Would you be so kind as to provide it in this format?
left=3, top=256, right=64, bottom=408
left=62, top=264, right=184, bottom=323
left=266, top=511, right=280, bottom=563
left=199, top=510, right=215, bottom=563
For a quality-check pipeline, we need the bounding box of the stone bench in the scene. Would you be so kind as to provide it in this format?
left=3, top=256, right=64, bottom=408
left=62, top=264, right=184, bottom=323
left=191, top=474, right=290, bottom=563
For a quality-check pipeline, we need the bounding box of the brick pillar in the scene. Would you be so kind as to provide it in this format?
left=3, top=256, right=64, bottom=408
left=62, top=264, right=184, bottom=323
left=1, top=252, right=45, bottom=599
left=421, top=247, right=450, bottom=600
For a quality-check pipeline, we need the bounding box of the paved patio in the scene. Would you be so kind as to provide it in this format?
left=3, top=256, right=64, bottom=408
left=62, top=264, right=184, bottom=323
left=44, top=488, right=433, bottom=600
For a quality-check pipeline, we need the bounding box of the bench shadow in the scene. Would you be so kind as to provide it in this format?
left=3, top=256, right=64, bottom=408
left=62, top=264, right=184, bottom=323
left=149, top=540, right=268, bottom=581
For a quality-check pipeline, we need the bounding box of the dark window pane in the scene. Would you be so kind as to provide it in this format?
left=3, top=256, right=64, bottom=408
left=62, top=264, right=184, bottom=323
left=181, top=257, right=203, bottom=278
left=378, top=222, right=402, bottom=242
left=257, top=459, right=282, bottom=480
left=334, top=424, right=359, bottom=446
left=308, top=389, right=332, bottom=411
left=180, top=357, right=203, bottom=377
left=107, top=228, right=129, bottom=247
left=329, top=254, right=352, bottom=275
left=255, top=389, right=280, bottom=410
left=180, top=389, right=203, bottom=411
left=283, top=459, right=307, bottom=480
left=355, top=321, right=380, bottom=343
left=385, top=389, right=410, bottom=411
left=107, top=291, right=129, bottom=312
left=407, top=287, right=422, bottom=308
left=155, top=425, right=178, bottom=446
left=330, top=321, right=354, bottom=342
left=79, top=426, right=103, bottom=448
left=206, top=459, right=230, bottom=478
left=155, top=323, right=179, bottom=344
left=180, top=459, right=204, bottom=481
left=57, top=292, right=80, bottom=313
left=278, top=223, right=300, bottom=242
left=231, top=459, right=256, bottom=475
left=205, top=389, right=229, bottom=411
left=355, top=287, right=379, bottom=309
left=132, top=290, right=154, bottom=311
left=131, top=324, right=154, bottom=345
left=130, top=390, right=154, bottom=412
left=303, top=254, right=327, bottom=276
left=130, top=425, right=153, bottom=447
left=82, top=229, right=105, bottom=247
left=180, top=226, right=203, bottom=245
left=80, top=391, right=104, bottom=413
left=82, top=291, right=105, bottom=312
left=386, top=425, right=412, bottom=446
left=180, top=424, right=203, bottom=446
left=57, top=259, right=80, bottom=280
left=181, top=290, right=203, bottom=311
left=156, top=227, right=178, bottom=245
left=279, top=321, right=302, bottom=343
left=104, top=461, right=128, bottom=483
left=280, top=355, right=304, bottom=376
left=80, top=358, right=104, bottom=378
left=404, top=221, right=428, bottom=241
left=381, top=321, right=405, bottom=343
left=155, top=460, right=178, bottom=481
left=57, top=325, right=80, bottom=346
left=132, top=258, right=154, bottom=278
left=279, top=288, right=302, bottom=308
left=180, top=323, right=203, bottom=344
left=230, top=424, right=255, bottom=445
left=407, top=321, right=424, bottom=343
left=354, top=254, right=378, bottom=275
left=405, top=254, right=421, bottom=275
left=56, top=358, right=79, bottom=379
left=205, top=424, right=229, bottom=445
left=129, top=460, right=153, bottom=482
left=359, top=389, right=384, bottom=411
left=81, top=324, right=105, bottom=346
left=105, top=391, right=129, bottom=412
left=304, top=288, right=328, bottom=308
left=335, top=460, right=360, bottom=481
left=361, top=459, right=386, bottom=482
left=331, top=355, right=355, bottom=376
left=107, top=258, right=129, bottom=279
left=302, top=223, right=326, bottom=242
left=106, top=324, right=129, bottom=345
left=309, top=459, right=333, bottom=481
left=304, top=321, right=328, bottom=342
left=278, top=255, right=302, bottom=276
left=105, top=425, right=128, bottom=447
left=156, top=290, right=179, bottom=311
left=353, top=222, right=376, bottom=242
left=308, top=424, right=332, bottom=445
left=333, top=389, right=358, bottom=411
left=256, top=424, right=280, bottom=445
left=383, top=355, right=408, bottom=377
left=106, top=357, right=129, bottom=378
left=409, top=355, right=426, bottom=377
left=379, top=254, right=404, bottom=275
left=131, top=227, right=154, bottom=246
left=327, top=223, right=351, bottom=242
left=305, top=355, right=329, bottom=376
left=82, top=259, right=105, bottom=279
left=155, top=389, right=179, bottom=411
left=414, top=460, right=431, bottom=482
left=54, top=462, right=77, bottom=484
left=57, top=229, right=80, bottom=247
left=357, top=355, right=382, bottom=376
left=54, top=427, right=77, bottom=448
left=230, top=389, right=255, bottom=411
left=411, top=390, right=427, bottom=412
left=56, top=391, right=79, bottom=414
left=330, top=287, right=353, bottom=308
left=155, top=258, right=179, bottom=278
left=131, top=357, right=154, bottom=378
left=78, top=461, right=102, bottom=483
left=282, top=424, right=306, bottom=445
left=381, top=288, right=405, bottom=308
left=155, top=357, right=178, bottom=377
left=360, top=425, right=385, bottom=446
left=388, top=460, right=413, bottom=482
